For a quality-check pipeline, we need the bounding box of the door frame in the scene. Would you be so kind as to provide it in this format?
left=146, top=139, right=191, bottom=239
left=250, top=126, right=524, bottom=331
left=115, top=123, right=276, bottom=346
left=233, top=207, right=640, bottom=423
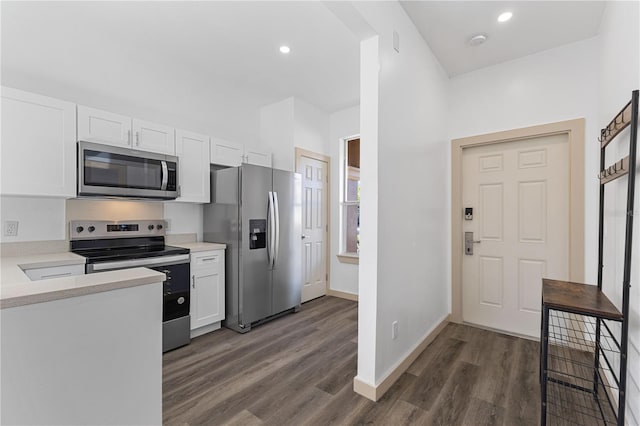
left=450, top=118, right=585, bottom=323
left=294, top=147, right=331, bottom=298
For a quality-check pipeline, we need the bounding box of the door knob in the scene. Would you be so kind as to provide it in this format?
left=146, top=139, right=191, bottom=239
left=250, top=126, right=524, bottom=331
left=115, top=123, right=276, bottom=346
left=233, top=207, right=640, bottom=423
left=464, top=232, right=481, bottom=255
left=301, top=234, right=309, bottom=239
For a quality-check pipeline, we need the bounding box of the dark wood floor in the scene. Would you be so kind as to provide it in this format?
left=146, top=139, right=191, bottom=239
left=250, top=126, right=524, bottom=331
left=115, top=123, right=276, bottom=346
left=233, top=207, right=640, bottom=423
left=163, top=296, right=540, bottom=425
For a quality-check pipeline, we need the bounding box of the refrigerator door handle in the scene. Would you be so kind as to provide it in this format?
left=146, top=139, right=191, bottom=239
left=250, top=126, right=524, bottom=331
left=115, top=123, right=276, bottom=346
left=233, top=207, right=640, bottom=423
left=268, top=191, right=275, bottom=268
left=273, top=191, right=280, bottom=267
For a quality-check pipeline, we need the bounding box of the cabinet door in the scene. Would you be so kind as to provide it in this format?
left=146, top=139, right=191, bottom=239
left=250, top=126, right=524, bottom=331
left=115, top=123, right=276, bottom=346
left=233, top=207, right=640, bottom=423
left=77, top=105, right=131, bottom=147
left=191, top=272, right=225, bottom=329
left=132, top=119, right=175, bottom=155
left=175, top=129, right=210, bottom=203
left=190, top=251, right=225, bottom=330
left=210, top=138, right=243, bottom=167
left=1, top=87, right=76, bottom=197
left=244, top=147, right=272, bottom=167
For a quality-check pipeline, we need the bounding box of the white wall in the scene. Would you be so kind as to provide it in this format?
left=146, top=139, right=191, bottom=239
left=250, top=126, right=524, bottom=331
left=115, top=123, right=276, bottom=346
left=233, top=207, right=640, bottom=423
left=353, top=1, right=450, bottom=387
left=259, top=97, right=330, bottom=172
left=449, top=37, right=600, bottom=285
left=598, top=2, right=640, bottom=424
left=0, top=197, right=66, bottom=243
left=293, top=98, right=330, bottom=158
left=329, top=105, right=360, bottom=295
left=164, top=202, right=203, bottom=241
left=259, top=97, right=295, bottom=171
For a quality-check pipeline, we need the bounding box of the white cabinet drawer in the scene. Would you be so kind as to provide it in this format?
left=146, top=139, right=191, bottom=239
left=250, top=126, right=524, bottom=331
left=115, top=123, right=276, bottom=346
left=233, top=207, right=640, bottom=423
left=192, top=251, right=223, bottom=270
left=24, top=264, right=85, bottom=281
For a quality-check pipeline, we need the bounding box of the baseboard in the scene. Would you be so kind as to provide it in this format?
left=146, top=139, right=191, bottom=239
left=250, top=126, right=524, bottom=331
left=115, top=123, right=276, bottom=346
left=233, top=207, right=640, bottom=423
left=327, top=289, right=358, bottom=301
left=190, top=321, right=221, bottom=338
left=353, top=314, right=450, bottom=401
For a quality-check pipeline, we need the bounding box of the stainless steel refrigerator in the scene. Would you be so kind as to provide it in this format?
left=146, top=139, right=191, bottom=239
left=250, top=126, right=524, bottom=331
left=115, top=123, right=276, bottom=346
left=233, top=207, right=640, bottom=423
left=203, top=164, right=302, bottom=333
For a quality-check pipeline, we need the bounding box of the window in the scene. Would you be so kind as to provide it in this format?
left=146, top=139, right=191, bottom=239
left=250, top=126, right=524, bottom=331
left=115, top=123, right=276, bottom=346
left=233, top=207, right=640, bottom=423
left=340, top=137, right=360, bottom=259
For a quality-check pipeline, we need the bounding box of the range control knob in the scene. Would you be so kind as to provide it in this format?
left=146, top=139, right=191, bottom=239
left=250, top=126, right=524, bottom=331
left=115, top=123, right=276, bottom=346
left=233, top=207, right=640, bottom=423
left=76, top=226, right=84, bottom=233
left=88, top=226, right=95, bottom=233
left=148, top=224, right=155, bottom=230
left=157, top=224, right=163, bottom=230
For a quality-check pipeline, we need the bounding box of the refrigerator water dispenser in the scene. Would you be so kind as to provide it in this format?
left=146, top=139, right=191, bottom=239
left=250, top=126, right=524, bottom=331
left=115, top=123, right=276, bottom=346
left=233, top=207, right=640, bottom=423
left=249, top=219, right=267, bottom=249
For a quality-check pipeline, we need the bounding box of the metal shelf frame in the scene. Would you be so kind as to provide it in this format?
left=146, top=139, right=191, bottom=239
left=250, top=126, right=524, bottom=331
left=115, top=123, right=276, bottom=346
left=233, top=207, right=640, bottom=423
left=541, top=90, right=638, bottom=426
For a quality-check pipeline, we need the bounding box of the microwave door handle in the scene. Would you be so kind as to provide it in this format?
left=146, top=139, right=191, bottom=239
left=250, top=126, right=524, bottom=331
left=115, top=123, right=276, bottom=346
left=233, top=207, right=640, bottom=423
left=161, top=160, right=168, bottom=190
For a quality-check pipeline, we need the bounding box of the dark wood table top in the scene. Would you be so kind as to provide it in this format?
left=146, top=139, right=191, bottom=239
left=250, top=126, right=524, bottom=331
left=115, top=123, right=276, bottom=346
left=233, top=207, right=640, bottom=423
left=542, top=278, right=623, bottom=321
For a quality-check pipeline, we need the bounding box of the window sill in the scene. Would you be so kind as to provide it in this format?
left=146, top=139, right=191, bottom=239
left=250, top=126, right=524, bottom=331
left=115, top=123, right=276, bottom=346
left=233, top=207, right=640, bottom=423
left=337, top=253, right=359, bottom=265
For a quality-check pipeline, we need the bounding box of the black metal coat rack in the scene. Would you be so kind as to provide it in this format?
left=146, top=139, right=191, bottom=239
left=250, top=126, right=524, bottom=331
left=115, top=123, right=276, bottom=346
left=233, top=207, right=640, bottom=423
left=540, top=89, right=638, bottom=425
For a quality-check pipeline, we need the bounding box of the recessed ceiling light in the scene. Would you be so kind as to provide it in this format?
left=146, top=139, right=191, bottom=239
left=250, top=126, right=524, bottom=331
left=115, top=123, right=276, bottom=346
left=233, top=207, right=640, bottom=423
left=498, top=12, right=513, bottom=22
left=469, top=34, right=487, bottom=46
left=279, top=45, right=291, bottom=54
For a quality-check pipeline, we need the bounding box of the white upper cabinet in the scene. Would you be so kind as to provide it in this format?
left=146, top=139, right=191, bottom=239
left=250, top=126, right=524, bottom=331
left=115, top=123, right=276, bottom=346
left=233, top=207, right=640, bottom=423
left=210, top=138, right=243, bottom=167
left=244, top=146, right=272, bottom=167
left=1, top=87, right=76, bottom=198
left=175, top=129, right=210, bottom=203
left=78, top=107, right=175, bottom=155
left=77, top=105, right=132, bottom=147
left=210, top=138, right=272, bottom=168
left=132, top=119, right=175, bottom=155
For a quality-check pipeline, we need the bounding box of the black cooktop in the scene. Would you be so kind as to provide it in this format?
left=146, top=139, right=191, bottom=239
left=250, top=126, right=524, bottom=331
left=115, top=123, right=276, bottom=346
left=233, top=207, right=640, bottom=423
left=71, top=236, right=189, bottom=264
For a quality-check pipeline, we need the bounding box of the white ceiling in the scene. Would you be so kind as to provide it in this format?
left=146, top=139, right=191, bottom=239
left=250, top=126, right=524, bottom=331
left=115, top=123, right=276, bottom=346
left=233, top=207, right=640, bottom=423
left=1, top=1, right=609, bottom=117
left=400, top=1, right=606, bottom=77
left=1, top=1, right=360, bottom=113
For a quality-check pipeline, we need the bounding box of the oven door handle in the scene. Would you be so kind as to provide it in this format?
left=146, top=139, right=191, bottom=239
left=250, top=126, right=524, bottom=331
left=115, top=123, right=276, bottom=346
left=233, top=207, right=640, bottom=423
left=89, top=254, right=190, bottom=272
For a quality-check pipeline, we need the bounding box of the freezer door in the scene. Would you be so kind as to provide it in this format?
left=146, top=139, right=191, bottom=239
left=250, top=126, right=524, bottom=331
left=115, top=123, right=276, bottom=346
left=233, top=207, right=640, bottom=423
left=272, top=169, right=302, bottom=314
left=204, top=166, right=241, bottom=330
left=240, top=164, right=274, bottom=325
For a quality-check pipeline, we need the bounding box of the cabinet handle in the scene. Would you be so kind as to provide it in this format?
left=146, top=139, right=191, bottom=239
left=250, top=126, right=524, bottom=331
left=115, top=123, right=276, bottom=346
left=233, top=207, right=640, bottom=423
left=41, top=272, right=73, bottom=279
left=192, top=275, right=195, bottom=289
left=201, top=257, right=216, bottom=262
left=127, top=130, right=131, bottom=145
left=136, top=131, right=140, bottom=146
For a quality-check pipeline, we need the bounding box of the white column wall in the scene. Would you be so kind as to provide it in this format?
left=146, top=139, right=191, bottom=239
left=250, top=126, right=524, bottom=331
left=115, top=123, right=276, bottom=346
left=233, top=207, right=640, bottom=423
left=354, top=1, right=450, bottom=385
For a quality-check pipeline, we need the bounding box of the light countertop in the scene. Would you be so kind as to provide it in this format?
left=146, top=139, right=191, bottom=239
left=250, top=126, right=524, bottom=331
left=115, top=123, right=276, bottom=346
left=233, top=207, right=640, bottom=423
left=172, top=242, right=226, bottom=252
left=1, top=252, right=165, bottom=309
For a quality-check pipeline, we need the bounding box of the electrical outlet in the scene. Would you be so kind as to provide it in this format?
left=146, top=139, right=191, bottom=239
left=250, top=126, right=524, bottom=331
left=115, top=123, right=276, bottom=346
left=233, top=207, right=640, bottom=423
left=392, top=321, right=399, bottom=340
left=165, top=219, right=171, bottom=231
left=4, top=220, right=19, bottom=237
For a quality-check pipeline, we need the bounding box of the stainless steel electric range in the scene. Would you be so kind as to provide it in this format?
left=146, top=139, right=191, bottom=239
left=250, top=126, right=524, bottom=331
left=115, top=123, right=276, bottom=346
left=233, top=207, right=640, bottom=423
left=70, top=220, right=191, bottom=352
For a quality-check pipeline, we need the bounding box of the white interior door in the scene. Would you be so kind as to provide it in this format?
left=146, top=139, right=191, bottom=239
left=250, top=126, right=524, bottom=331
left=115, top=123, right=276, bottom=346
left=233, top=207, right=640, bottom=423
left=297, top=155, right=328, bottom=303
left=461, top=134, right=569, bottom=337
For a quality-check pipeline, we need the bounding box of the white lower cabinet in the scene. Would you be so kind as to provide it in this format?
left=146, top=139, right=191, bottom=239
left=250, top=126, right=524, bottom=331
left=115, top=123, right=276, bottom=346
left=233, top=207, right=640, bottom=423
left=190, top=250, right=225, bottom=336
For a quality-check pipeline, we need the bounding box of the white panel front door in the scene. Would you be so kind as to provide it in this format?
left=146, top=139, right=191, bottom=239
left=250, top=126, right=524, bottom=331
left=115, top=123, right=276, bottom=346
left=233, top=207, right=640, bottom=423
left=297, top=156, right=328, bottom=303
left=461, top=134, right=569, bottom=337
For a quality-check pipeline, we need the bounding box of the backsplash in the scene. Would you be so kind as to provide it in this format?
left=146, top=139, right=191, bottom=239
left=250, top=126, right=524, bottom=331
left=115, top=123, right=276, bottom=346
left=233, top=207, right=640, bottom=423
left=1, top=196, right=203, bottom=252
left=66, top=199, right=163, bottom=222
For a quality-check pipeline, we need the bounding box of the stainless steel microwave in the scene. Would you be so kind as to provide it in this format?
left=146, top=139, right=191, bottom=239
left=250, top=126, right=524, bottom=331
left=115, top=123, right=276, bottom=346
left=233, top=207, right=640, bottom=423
left=78, top=141, right=179, bottom=200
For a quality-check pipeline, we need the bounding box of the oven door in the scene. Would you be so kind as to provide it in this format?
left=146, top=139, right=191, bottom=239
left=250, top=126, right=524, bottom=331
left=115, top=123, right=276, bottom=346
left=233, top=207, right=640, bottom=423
left=78, top=141, right=178, bottom=199
left=150, top=262, right=190, bottom=322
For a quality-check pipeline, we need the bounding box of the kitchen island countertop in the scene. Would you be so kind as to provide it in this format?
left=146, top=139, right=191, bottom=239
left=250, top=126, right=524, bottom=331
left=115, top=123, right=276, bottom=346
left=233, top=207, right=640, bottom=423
left=1, top=252, right=165, bottom=309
